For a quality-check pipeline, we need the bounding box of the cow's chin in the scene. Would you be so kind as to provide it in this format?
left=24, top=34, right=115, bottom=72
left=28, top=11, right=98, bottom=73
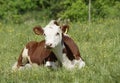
left=45, top=44, right=57, bottom=49
left=45, top=46, right=52, bottom=49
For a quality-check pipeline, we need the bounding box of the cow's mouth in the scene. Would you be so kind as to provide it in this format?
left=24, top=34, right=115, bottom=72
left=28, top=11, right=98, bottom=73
left=45, top=46, right=53, bottom=49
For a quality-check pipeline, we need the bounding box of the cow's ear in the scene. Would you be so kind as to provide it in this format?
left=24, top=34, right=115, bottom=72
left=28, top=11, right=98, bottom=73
left=33, top=26, right=44, bottom=35
left=61, top=24, right=69, bottom=34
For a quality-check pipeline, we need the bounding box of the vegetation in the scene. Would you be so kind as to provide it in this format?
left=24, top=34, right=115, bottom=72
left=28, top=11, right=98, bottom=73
left=0, top=18, right=120, bottom=83
left=0, top=0, right=120, bottom=22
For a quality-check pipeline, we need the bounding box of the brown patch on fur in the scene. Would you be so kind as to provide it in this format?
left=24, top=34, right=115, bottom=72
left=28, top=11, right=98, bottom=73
left=62, top=46, right=74, bottom=61
left=63, top=35, right=82, bottom=60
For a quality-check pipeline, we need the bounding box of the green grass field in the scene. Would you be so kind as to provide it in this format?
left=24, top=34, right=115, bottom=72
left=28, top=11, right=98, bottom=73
left=0, top=19, right=120, bottom=83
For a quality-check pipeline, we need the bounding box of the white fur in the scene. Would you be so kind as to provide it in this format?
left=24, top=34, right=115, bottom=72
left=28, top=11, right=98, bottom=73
left=62, top=53, right=74, bottom=69
left=72, top=58, right=85, bottom=69
left=22, top=47, right=32, bottom=65
left=43, top=20, right=85, bottom=70
left=45, top=61, right=57, bottom=69
left=22, top=47, right=28, bottom=64
left=62, top=53, right=85, bottom=69
left=44, top=20, right=62, bottom=48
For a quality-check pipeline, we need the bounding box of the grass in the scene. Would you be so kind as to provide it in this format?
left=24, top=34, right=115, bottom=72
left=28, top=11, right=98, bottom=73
left=0, top=18, right=120, bottom=83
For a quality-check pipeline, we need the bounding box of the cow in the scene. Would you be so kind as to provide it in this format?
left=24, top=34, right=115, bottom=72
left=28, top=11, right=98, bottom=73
left=12, top=20, right=85, bottom=71
left=33, top=20, right=85, bottom=69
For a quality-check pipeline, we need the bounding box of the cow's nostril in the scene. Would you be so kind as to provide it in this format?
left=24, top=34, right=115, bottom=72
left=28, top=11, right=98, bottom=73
left=49, top=43, right=52, bottom=46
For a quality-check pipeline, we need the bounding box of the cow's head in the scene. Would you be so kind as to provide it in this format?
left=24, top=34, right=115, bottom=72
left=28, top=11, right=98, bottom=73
left=33, top=20, right=67, bottom=49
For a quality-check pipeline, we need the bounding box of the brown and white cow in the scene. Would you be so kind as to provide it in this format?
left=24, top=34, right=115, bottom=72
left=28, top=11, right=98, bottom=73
left=12, top=20, right=85, bottom=71
left=33, top=20, right=85, bottom=69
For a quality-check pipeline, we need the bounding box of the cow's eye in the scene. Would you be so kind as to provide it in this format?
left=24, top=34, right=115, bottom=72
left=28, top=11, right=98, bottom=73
left=56, top=32, right=59, bottom=36
left=43, top=33, right=46, bottom=36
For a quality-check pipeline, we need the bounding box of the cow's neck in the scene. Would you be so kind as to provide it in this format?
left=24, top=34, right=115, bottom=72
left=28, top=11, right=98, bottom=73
left=52, top=41, right=74, bottom=69
left=52, top=41, right=64, bottom=63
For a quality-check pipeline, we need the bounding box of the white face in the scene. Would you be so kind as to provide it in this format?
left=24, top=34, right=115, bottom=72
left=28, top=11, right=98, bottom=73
left=43, top=21, right=62, bottom=48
